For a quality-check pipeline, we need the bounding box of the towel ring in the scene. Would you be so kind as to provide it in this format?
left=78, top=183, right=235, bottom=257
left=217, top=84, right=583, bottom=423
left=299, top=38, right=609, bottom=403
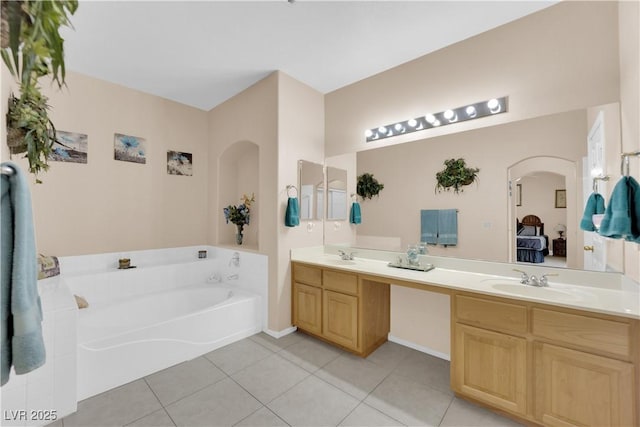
left=350, top=193, right=358, bottom=201
left=621, top=151, right=640, bottom=177
left=592, top=175, right=610, bottom=193
left=286, top=185, right=298, bottom=197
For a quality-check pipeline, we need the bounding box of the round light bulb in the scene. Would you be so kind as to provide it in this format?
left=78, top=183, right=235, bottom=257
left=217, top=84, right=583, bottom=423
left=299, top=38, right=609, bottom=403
left=465, top=106, right=477, bottom=117
left=365, top=129, right=374, bottom=138
left=378, top=126, right=387, bottom=134
left=394, top=123, right=404, bottom=132
left=425, top=114, right=436, bottom=124
left=407, top=119, right=418, bottom=128
left=487, top=98, right=501, bottom=113
left=443, top=109, right=455, bottom=120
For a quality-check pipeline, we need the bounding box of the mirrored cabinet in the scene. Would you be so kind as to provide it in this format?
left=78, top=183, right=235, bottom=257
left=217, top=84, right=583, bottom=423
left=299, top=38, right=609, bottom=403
left=298, top=160, right=324, bottom=221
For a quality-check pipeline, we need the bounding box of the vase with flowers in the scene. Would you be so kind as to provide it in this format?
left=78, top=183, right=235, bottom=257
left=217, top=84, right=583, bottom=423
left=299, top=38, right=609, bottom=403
left=223, top=193, right=255, bottom=245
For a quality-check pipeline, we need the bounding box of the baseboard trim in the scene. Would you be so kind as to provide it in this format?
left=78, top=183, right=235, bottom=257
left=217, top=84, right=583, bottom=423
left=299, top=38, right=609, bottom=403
left=388, top=334, right=450, bottom=361
left=264, top=326, right=297, bottom=339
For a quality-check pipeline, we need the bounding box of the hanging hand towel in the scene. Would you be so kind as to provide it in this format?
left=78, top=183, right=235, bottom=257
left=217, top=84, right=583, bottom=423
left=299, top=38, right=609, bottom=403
left=349, top=202, right=362, bottom=224
left=438, top=209, right=458, bottom=247
left=285, top=197, right=300, bottom=227
left=599, top=176, right=640, bottom=242
left=1, top=162, right=46, bottom=386
left=580, top=193, right=606, bottom=231
left=420, top=210, right=438, bottom=244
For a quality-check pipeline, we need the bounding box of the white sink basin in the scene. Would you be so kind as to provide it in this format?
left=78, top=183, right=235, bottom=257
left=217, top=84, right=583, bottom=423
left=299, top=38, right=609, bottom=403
left=322, top=259, right=357, bottom=266
left=489, top=283, right=582, bottom=301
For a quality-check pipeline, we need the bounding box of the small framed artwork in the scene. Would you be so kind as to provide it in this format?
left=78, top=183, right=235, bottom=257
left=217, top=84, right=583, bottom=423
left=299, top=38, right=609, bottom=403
left=516, top=184, right=522, bottom=207
left=50, top=130, right=88, bottom=163
left=167, top=150, right=193, bottom=176
left=114, top=133, right=146, bottom=164
left=555, top=189, right=567, bottom=208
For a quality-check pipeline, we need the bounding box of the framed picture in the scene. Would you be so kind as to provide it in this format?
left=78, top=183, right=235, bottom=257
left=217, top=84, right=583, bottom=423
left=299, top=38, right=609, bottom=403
left=50, top=130, right=88, bottom=163
left=167, top=150, right=193, bottom=176
left=555, top=189, right=567, bottom=208
left=516, top=184, right=522, bottom=207
left=114, top=133, right=146, bottom=164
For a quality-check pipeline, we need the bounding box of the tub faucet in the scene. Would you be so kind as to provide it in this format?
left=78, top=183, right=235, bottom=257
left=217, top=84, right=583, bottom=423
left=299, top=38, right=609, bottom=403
left=227, top=273, right=239, bottom=281
left=229, top=252, right=240, bottom=267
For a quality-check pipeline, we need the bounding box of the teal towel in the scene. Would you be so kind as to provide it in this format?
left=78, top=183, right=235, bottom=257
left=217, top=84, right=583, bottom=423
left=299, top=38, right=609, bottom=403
left=349, top=202, right=361, bottom=224
left=580, top=193, right=606, bottom=231
left=599, top=176, right=640, bottom=242
left=420, top=210, right=438, bottom=244
left=1, top=162, right=45, bottom=386
left=285, top=197, right=300, bottom=227
left=438, top=209, right=458, bottom=246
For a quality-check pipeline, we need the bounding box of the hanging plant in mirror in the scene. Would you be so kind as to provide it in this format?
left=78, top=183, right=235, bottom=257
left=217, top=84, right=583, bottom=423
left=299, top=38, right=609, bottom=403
left=357, top=173, right=384, bottom=200
left=436, top=158, right=479, bottom=194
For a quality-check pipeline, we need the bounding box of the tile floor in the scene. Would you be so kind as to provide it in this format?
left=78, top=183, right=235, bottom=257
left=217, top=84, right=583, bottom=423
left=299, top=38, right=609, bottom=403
left=49, top=332, right=523, bottom=427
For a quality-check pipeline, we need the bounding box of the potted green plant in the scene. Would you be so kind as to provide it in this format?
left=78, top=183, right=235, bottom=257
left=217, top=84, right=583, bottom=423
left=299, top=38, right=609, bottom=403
left=1, top=0, right=78, bottom=182
left=357, top=173, right=384, bottom=200
left=435, top=158, right=479, bottom=194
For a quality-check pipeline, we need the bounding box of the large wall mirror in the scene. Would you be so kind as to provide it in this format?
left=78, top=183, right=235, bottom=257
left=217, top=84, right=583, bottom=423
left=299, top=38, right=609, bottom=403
left=327, top=104, right=624, bottom=274
left=299, top=160, right=324, bottom=221
left=326, top=167, right=348, bottom=220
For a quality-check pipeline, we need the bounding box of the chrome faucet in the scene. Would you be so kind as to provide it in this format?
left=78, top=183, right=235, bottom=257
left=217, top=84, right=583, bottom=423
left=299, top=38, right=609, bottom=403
left=226, top=273, right=239, bottom=281
left=513, top=269, right=558, bottom=287
left=229, top=252, right=240, bottom=267
left=338, top=250, right=356, bottom=260
left=513, top=269, right=529, bottom=284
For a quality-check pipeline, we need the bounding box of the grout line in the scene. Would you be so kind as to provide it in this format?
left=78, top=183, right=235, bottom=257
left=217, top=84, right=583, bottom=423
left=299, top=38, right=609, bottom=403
left=437, top=395, right=456, bottom=426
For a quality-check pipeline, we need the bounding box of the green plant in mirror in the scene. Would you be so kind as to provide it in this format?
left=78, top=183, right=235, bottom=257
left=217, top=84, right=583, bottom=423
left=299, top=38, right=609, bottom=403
left=1, top=0, right=78, bottom=182
left=436, top=158, right=479, bottom=194
left=357, top=173, right=384, bottom=200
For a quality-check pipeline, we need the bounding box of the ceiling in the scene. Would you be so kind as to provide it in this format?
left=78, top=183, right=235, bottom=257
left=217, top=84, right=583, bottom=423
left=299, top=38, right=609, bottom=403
left=61, top=1, right=557, bottom=111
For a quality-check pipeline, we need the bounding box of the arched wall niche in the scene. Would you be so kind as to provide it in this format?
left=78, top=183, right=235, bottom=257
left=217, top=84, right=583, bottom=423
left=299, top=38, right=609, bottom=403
left=508, top=156, right=578, bottom=269
left=218, top=140, right=260, bottom=249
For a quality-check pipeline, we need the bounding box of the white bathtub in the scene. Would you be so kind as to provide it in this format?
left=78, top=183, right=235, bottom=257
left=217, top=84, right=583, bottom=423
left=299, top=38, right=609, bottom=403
left=61, top=246, right=267, bottom=401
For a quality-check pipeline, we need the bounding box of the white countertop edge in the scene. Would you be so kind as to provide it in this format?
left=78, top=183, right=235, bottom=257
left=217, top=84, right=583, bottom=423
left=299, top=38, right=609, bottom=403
left=290, top=246, right=640, bottom=320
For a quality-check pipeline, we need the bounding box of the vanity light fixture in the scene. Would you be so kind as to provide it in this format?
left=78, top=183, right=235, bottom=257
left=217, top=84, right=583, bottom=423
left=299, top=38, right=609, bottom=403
left=364, top=96, right=508, bottom=142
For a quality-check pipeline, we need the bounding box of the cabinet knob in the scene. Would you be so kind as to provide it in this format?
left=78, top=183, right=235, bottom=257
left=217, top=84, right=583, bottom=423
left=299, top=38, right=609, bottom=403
left=583, top=245, right=594, bottom=252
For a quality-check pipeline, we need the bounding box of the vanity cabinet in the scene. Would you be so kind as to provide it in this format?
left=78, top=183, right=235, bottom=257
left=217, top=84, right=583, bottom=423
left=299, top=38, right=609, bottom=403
left=452, top=292, right=638, bottom=427
left=291, top=262, right=390, bottom=356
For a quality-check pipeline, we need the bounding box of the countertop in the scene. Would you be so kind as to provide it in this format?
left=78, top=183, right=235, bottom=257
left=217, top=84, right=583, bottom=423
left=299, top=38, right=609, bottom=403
left=291, top=250, right=640, bottom=320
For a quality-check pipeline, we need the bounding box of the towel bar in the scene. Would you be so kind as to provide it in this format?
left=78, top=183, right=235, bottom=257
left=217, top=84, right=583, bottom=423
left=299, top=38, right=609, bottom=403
left=1, top=165, right=15, bottom=176
left=592, top=175, right=610, bottom=192
left=620, top=151, right=640, bottom=177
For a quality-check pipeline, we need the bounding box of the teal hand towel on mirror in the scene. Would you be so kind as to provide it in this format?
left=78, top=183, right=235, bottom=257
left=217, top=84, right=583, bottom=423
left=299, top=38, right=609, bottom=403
left=580, top=193, right=606, bottom=231
left=285, top=197, right=300, bottom=227
left=599, top=177, right=640, bottom=242
left=350, top=202, right=361, bottom=224
left=1, top=162, right=46, bottom=386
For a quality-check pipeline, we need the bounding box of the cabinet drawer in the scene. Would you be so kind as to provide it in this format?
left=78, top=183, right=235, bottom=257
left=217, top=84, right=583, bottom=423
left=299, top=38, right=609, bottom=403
left=455, top=295, right=528, bottom=335
left=532, top=308, right=632, bottom=359
left=293, top=263, right=322, bottom=287
left=323, top=270, right=358, bottom=295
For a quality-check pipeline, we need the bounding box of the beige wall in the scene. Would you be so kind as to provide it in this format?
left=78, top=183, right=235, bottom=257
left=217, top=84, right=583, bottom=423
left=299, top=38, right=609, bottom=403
left=207, top=71, right=325, bottom=332
left=1, top=69, right=209, bottom=256
left=356, top=110, right=586, bottom=262
left=325, top=1, right=619, bottom=158
left=618, top=1, right=640, bottom=283
left=276, top=72, right=325, bottom=331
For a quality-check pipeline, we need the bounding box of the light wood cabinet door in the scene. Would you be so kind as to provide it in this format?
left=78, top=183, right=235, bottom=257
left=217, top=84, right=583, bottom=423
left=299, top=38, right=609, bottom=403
left=323, top=290, right=358, bottom=350
left=293, top=283, right=322, bottom=335
left=453, top=323, right=527, bottom=416
left=535, top=342, right=635, bottom=427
